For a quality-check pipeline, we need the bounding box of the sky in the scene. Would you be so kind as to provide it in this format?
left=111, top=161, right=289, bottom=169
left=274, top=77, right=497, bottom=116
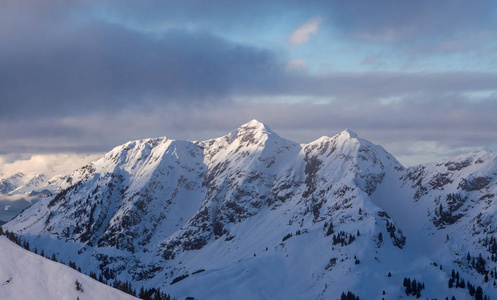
left=1, top=0, right=497, bottom=176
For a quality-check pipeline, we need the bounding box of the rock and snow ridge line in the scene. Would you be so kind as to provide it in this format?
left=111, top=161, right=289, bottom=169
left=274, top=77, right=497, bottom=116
left=4, top=119, right=497, bottom=300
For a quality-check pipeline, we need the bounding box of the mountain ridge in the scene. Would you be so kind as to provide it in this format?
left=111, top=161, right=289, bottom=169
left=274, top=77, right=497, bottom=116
left=3, top=120, right=497, bottom=299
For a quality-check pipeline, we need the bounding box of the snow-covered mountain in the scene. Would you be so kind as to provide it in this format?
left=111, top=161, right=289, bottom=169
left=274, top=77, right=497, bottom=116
left=0, top=172, right=64, bottom=197
left=0, top=173, right=25, bottom=195
left=0, top=172, right=66, bottom=223
left=4, top=120, right=497, bottom=299
left=0, top=236, right=138, bottom=300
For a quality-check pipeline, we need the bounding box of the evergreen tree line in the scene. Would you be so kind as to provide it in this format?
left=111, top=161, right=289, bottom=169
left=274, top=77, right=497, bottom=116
left=448, top=268, right=490, bottom=300
left=0, top=227, right=28, bottom=249
left=466, top=251, right=497, bottom=281
left=138, top=287, right=173, bottom=300
left=385, top=220, right=406, bottom=248
left=0, top=227, right=176, bottom=300
left=487, top=236, right=497, bottom=254
left=171, top=274, right=190, bottom=285
left=281, top=229, right=306, bottom=243
left=324, top=221, right=334, bottom=237
left=113, top=279, right=137, bottom=296
left=480, top=235, right=497, bottom=252
left=480, top=235, right=497, bottom=259
left=467, top=251, right=487, bottom=275
left=332, top=231, right=356, bottom=246
left=434, top=201, right=464, bottom=227
left=403, top=277, right=425, bottom=298
left=340, top=291, right=359, bottom=300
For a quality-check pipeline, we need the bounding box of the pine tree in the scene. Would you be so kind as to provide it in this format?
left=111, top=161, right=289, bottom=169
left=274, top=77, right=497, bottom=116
left=325, top=222, right=334, bottom=236
left=468, top=283, right=475, bottom=296
left=475, top=286, right=483, bottom=300
left=75, top=279, right=83, bottom=292
left=405, top=278, right=412, bottom=295
left=411, top=279, right=417, bottom=294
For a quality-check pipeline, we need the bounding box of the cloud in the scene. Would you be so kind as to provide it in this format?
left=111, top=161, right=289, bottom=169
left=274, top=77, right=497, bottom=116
left=0, top=154, right=101, bottom=178
left=360, top=54, right=385, bottom=69
left=406, top=40, right=472, bottom=56
left=2, top=69, right=497, bottom=157
left=288, top=17, right=323, bottom=45
left=1, top=0, right=497, bottom=168
left=286, top=59, right=307, bottom=71
left=2, top=83, right=497, bottom=167
left=0, top=21, right=283, bottom=120
left=319, top=0, right=496, bottom=44
left=394, top=142, right=486, bottom=167
left=0, top=194, right=32, bottom=202
left=90, top=0, right=496, bottom=48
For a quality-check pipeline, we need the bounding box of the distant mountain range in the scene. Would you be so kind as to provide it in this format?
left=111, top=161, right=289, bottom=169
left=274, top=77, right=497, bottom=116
left=0, top=171, right=67, bottom=223
left=3, top=120, right=497, bottom=299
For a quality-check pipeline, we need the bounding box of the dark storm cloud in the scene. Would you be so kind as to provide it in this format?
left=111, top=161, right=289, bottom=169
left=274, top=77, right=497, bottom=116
left=1, top=0, right=495, bottom=121
left=0, top=22, right=282, bottom=119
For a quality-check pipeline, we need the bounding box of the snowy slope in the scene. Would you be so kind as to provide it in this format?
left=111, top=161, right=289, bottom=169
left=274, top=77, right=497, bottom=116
left=373, top=151, right=497, bottom=281
left=4, top=120, right=497, bottom=299
left=0, top=173, right=25, bottom=195
left=0, top=236, right=138, bottom=300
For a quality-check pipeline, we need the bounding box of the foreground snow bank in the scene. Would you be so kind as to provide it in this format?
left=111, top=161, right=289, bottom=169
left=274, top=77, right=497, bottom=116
left=0, top=236, right=137, bottom=300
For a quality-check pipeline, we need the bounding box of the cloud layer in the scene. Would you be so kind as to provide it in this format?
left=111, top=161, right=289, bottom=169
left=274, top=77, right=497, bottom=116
left=0, top=23, right=283, bottom=119
left=0, top=0, right=496, bottom=168
left=0, top=154, right=102, bottom=178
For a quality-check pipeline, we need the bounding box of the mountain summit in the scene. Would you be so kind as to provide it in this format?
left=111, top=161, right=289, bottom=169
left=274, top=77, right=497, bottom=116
left=238, top=119, right=271, bottom=132
left=339, top=128, right=358, bottom=139
left=4, top=121, right=497, bottom=299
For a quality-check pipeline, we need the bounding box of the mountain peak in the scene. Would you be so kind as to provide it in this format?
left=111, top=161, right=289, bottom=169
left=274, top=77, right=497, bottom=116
left=228, top=119, right=278, bottom=143
left=339, top=129, right=358, bottom=139
left=238, top=119, right=271, bottom=132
